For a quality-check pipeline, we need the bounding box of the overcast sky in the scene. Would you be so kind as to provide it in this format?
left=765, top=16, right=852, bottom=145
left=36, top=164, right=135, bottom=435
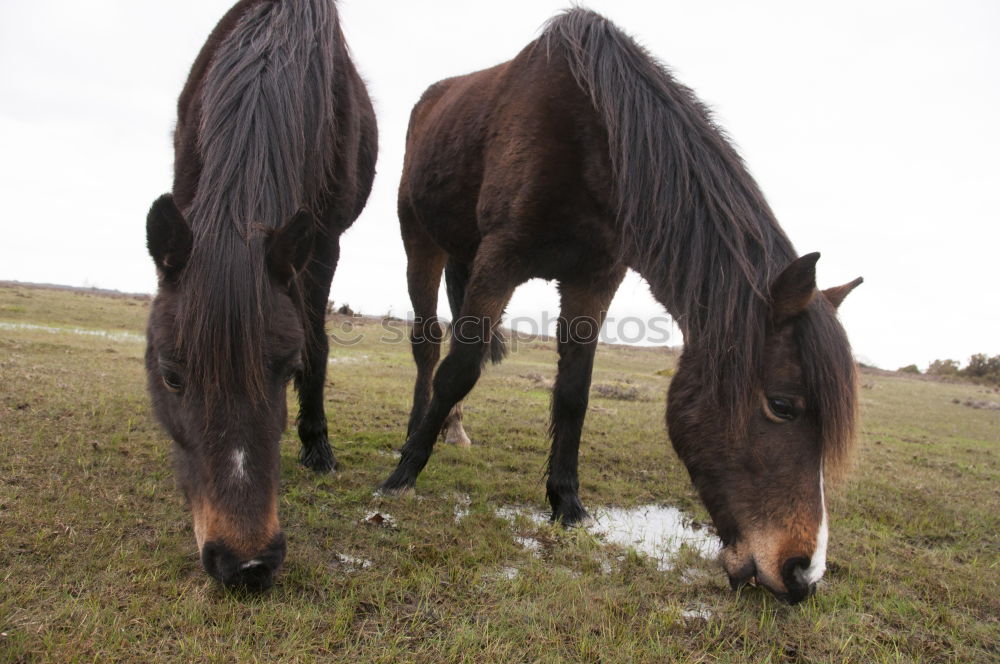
left=1, top=0, right=998, bottom=370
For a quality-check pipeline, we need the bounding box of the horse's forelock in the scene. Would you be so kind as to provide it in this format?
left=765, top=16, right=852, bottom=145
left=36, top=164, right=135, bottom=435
left=795, top=300, right=859, bottom=481
left=177, top=235, right=271, bottom=410
left=169, top=0, right=341, bottom=413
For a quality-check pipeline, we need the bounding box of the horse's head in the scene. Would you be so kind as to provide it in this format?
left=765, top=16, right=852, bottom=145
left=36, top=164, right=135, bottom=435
left=668, top=253, right=861, bottom=603
left=144, top=194, right=315, bottom=590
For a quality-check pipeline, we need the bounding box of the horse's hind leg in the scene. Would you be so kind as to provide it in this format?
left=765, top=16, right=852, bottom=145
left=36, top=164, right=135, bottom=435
left=381, top=245, right=526, bottom=493
left=296, top=236, right=340, bottom=472
left=547, top=267, right=625, bottom=524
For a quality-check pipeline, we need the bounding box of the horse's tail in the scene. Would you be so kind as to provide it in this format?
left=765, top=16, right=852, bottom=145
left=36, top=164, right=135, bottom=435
left=445, top=258, right=508, bottom=365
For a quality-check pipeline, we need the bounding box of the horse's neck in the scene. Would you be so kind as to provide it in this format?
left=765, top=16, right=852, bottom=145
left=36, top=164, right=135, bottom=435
left=636, top=237, right=781, bottom=353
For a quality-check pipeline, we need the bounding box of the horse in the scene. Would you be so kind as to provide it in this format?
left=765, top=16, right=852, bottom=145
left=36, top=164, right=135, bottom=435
left=144, top=0, right=376, bottom=590
left=380, top=8, right=861, bottom=604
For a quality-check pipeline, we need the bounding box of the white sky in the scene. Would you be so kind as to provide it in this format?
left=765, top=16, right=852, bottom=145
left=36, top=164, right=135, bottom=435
left=1, top=0, right=998, bottom=369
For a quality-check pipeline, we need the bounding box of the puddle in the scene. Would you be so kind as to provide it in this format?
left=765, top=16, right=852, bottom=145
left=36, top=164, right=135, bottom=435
left=495, top=505, right=547, bottom=526
left=453, top=493, right=471, bottom=523
left=495, top=566, right=519, bottom=581
left=494, top=503, right=719, bottom=572
left=495, top=506, right=548, bottom=559
left=680, top=606, right=713, bottom=621
left=328, top=354, right=369, bottom=365
left=363, top=511, right=396, bottom=528
left=514, top=535, right=543, bottom=556
left=335, top=553, right=373, bottom=570
left=588, top=505, right=720, bottom=571
left=0, top=321, right=144, bottom=344
left=679, top=567, right=713, bottom=585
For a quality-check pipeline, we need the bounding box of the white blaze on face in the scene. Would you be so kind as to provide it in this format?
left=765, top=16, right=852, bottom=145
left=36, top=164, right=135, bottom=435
left=796, top=469, right=828, bottom=587
left=232, top=448, right=248, bottom=481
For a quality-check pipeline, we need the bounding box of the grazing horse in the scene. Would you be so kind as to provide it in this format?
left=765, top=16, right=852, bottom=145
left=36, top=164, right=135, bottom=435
left=381, top=8, right=861, bottom=604
left=144, top=0, right=376, bottom=590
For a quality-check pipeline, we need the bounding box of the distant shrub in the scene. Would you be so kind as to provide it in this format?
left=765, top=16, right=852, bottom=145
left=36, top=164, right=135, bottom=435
left=593, top=383, right=643, bottom=401
left=927, top=359, right=960, bottom=376
left=926, top=355, right=1000, bottom=385
left=898, top=364, right=921, bottom=374
left=520, top=372, right=555, bottom=390
left=965, top=354, right=1000, bottom=382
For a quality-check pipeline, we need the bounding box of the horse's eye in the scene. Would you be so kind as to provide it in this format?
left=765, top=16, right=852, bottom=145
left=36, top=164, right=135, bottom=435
left=162, top=371, right=183, bottom=393
left=766, top=397, right=797, bottom=421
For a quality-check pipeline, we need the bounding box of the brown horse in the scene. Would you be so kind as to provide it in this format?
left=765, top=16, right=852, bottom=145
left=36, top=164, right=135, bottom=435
left=144, top=0, right=376, bottom=590
left=381, top=8, right=861, bottom=604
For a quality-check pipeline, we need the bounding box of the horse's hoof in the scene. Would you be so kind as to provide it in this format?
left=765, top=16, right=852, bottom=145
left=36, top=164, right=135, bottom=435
left=300, top=442, right=338, bottom=473
left=444, top=428, right=472, bottom=448
left=378, top=473, right=416, bottom=497
left=377, top=484, right=416, bottom=498
left=550, top=497, right=591, bottom=527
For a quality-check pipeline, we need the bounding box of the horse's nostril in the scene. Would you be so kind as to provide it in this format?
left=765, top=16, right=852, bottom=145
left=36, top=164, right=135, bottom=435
left=200, top=533, right=286, bottom=592
left=228, top=560, right=275, bottom=591
left=781, top=556, right=814, bottom=604
left=200, top=540, right=228, bottom=581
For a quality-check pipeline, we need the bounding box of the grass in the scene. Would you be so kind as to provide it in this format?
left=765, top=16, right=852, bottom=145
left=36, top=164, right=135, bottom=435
left=1, top=283, right=998, bottom=663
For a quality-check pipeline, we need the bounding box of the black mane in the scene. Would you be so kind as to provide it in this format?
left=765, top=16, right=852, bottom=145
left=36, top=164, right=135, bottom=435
left=543, top=9, right=856, bottom=468
left=176, top=0, right=342, bottom=402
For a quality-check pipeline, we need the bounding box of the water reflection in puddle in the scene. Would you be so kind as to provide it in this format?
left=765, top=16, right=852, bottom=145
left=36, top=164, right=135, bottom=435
left=335, top=553, right=373, bottom=570
left=0, top=321, right=144, bottom=343
left=588, top=505, right=720, bottom=570
left=328, top=354, right=369, bottom=365
left=681, top=606, right=713, bottom=621
left=514, top=535, right=542, bottom=556
left=453, top=493, right=471, bottom=523
left=496, top=566, right=519, bottom=581
left=495, top=503, right=720, bottom=571
left=495, top=505, right=546, bottom=526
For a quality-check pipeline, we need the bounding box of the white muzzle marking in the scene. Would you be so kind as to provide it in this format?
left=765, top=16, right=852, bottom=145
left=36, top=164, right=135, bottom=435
left=796, top=470, right=828, bottom=587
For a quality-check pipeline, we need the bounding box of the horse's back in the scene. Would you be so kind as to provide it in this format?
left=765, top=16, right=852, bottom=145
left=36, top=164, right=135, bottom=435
left=399, top=64, right=508, bottom=262
left=401, top=40, right=617, bottom=278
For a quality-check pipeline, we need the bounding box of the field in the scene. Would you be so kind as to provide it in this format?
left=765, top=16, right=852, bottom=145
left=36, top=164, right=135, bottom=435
left=1, top=284, right=997, bottom=663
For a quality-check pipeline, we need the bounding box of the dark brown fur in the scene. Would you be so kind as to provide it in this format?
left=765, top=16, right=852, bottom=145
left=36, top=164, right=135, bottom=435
left=145, top=0, right=376, bottom=590
left=381, top=9, right=860, bottom=604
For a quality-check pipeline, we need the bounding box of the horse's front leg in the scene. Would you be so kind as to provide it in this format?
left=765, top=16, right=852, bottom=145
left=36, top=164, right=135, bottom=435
left=381, top=246, right=523, bottom=493
left=296, top=239, right=339, bottom=472
left=547, top=269, right=624, bottom=524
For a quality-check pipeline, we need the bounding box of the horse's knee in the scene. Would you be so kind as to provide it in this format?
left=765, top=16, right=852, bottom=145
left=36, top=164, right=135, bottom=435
left=411, top=320, right=443, bottom=364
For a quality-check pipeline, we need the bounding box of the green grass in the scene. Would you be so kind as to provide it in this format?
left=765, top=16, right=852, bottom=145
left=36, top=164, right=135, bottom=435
left=1, top=284, right=998, bottom=663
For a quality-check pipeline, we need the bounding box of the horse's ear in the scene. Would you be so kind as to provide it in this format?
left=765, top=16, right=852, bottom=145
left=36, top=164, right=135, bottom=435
left=770, top=252, right=820, bottom=326
left=822, top=276, right=864, bottom=309
left=266, top=209, right=316, bottom=285
left=147, top=193, right=192, bottom=282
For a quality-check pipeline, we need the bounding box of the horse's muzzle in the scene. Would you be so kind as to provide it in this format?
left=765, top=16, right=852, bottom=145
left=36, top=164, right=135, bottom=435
left=726, top=555, right=817, bottom=605
left=201, top=532, right=287, bottom=591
